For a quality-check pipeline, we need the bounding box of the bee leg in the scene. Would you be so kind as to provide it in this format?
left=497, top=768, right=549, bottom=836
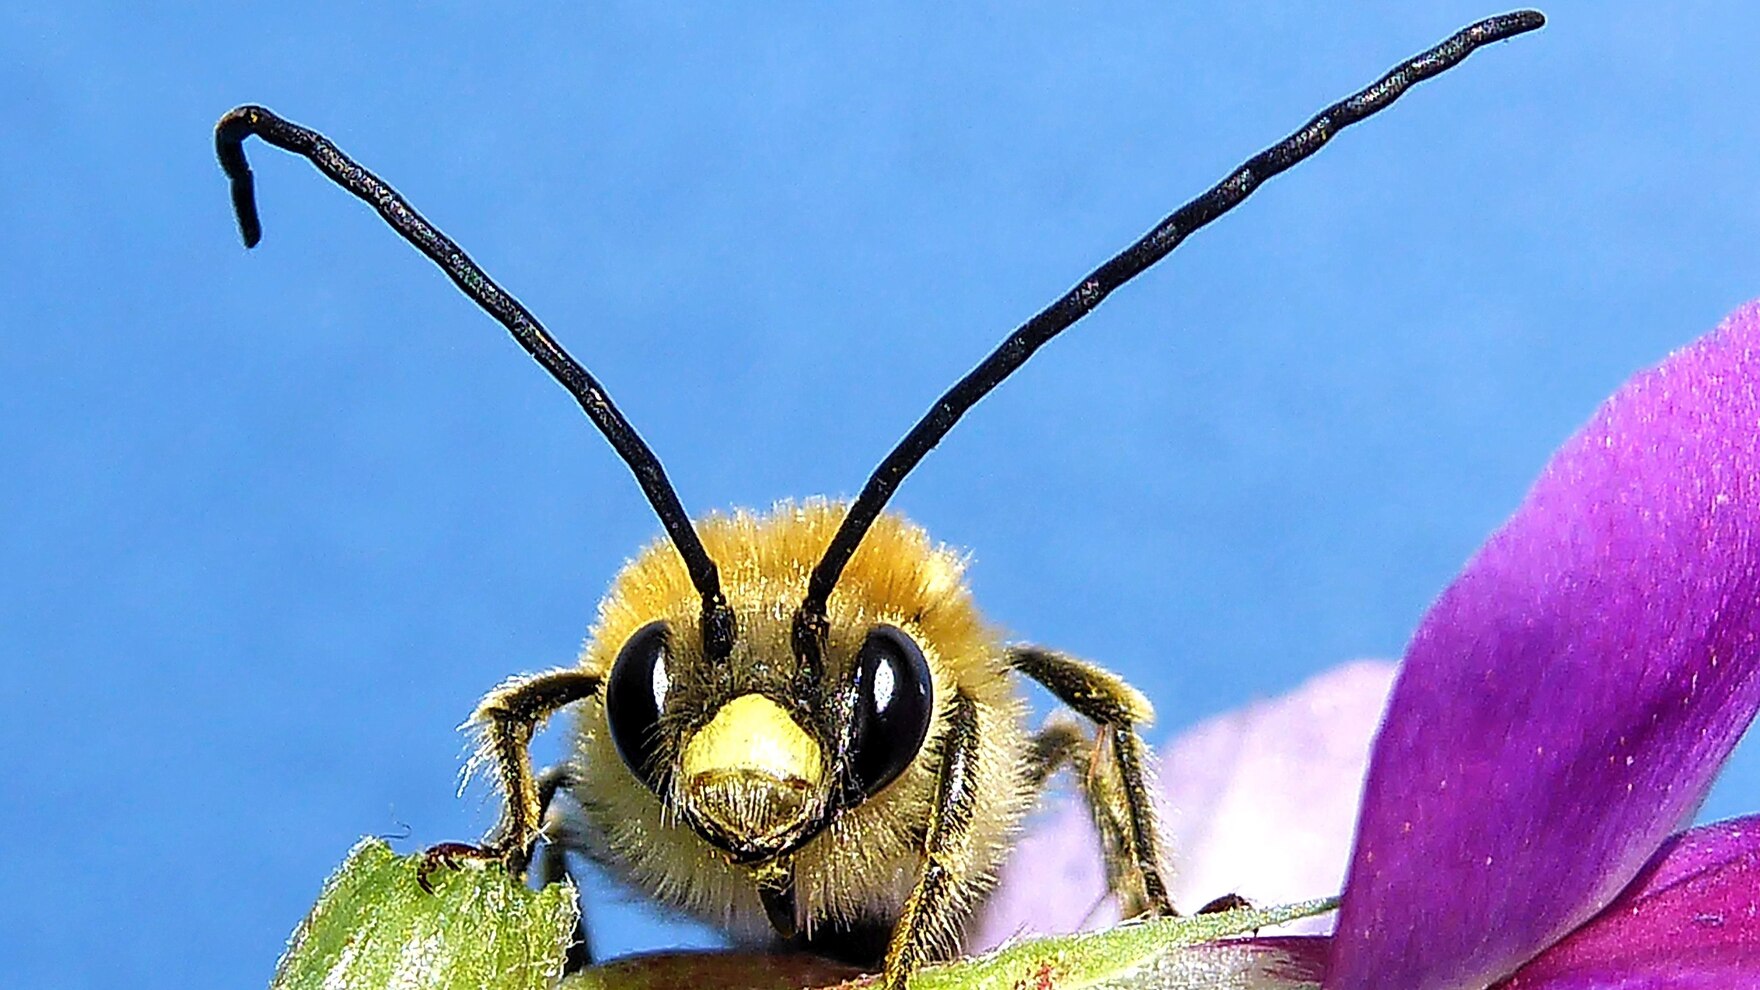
left=1084, top=727, right=1174, bottom=918
left=881, top=690, right=984, bottom=990
left=1021, top=720, right=1152, bottom=918
left=533, top=764, right=593, bottom=971
left=419, top=669, right=601, bottom=890
left=1023, top=719, right=1087, bottom=790
left=1035, top=729, right=1256, bottom=919
left=1008, top=646, right=1176, bottom=917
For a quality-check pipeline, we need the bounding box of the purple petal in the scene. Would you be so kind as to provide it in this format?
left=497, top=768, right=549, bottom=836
left=1328, top=305, right=1760, bottom=990
left=973, top=661, right=1395, bottom=951
left=1496, top=815, right=1760, bottom=989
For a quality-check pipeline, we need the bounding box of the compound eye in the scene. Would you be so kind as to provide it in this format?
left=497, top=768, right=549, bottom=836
left=845, top=624, right=934, bottom=800
left=604, top=621, right=672, bottom=792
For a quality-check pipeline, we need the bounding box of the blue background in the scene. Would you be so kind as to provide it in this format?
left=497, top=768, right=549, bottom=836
left=5, top=2, right=1758, bottom=986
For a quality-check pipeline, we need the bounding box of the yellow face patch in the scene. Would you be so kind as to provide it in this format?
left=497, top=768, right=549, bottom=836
left=681, top=693, right=824, bottom=787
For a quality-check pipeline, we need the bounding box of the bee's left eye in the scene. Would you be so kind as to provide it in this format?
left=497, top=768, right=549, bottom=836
left=605, top=620, right=672, bottom=792
left=842, top=624, right=934, bottom=801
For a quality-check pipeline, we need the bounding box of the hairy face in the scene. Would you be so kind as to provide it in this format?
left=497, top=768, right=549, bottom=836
left=563, top=503, right=1031, bottom=938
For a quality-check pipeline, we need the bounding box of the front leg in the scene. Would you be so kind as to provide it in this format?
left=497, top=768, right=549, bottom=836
left=421, top=668, right=600, bottom=887
left=1008, top=646, right=1175, bottom=917
left=533, top=764, right=594, bottom=971
left=880, top=689, right=984, bottom=990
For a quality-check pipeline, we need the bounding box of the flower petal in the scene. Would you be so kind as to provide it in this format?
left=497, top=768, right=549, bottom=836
left=973, top=662, right=1394, bottom=950
left=1328, top=305, right=1760, bottom=990
left=1494, top=815, right=1760, bottom=989
left=1161, top=662, right=1396, bottom=927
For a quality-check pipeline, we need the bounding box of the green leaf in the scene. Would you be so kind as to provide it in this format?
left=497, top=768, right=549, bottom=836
left=269, top=838, right=578, bottom=990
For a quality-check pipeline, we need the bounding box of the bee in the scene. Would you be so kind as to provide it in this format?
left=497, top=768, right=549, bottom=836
left=216, top=11, right=1541, bottom=988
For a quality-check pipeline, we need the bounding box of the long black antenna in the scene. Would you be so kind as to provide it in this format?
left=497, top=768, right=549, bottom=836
left=795, top=10, right=1544, bottom=645
left=215, top=106, right=737, bottom=659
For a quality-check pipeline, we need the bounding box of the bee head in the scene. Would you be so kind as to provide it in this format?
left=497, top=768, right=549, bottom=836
left=589, top=505, right=963, bottom=865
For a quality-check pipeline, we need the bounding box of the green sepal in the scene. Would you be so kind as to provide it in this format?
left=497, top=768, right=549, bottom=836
left=908, top=899, right=1336, bottom=990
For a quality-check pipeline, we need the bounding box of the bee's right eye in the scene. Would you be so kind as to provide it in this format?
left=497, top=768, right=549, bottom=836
left=605, top=621, right=672, bottom=792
